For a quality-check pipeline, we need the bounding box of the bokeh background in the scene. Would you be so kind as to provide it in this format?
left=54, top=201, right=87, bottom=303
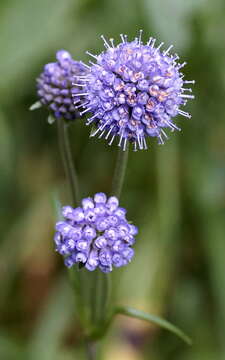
left=1, top=0, right=225, bottom=359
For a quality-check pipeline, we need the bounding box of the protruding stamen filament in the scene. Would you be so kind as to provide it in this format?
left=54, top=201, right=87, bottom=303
left=86, top=51, right=98, bottom=60
left=72, top=83, right=85, bottom=87
left=105, top=125, right=114, bottom=139
left=181, top=88, right=192, bottom=92
left=161, top=129, right=169, bottom=139
left=155, top=42, right=164, bottom=53
left=151, top=38, right=156, bottom=48
left=86, top=112, right=100, bottom=125
left=122, top=137, right=127, bottom=151
left=163, top=44, right=174, bottom=56
left=108, top=134, right=116, bottom=145
left=99, top=119, right=110, bottom=131
left=75, top=101, right=89, bottom=109
left=147, top=37, right=152, bottom=46
left=184, top=80, right=195, bottom=84
left=158, top=134, right=164, bottom=145
left=118, top=132, right=124, bottom=147
left=82, top=63, right=91, bottom=69
left=138, top=29, right=143, bottom=45
left=101, top=35, right=111, bottom=49
left=179, top=94, right=195, bottom=99
left=165, top=121, right=181, bottom=131
left=120, top=34, right=125, bottom=43
left=177, top=62, right=187, bottom=69
left=110, top=38, right=115, bottom=48
left=98, top=129, right=106, bottom=138
left=79, top=107, right=92, bottom=115
left=143, top=137, right=148, bottom=150
left=90, top=126, right=102, bottom=137
left=178, top=110, right=192, bottom=119
left=72, top=93, right=88, bottom=97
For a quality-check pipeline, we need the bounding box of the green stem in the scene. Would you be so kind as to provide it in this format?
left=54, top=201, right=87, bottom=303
left=57, top=118, right=80, bottom=206
left=111, top=144, right=129, bottom=198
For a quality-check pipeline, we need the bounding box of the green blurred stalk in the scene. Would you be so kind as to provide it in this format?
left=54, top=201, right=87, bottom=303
left=57, top=118, right=80, bottom=206
left=111, top=144, right=129, bottom=198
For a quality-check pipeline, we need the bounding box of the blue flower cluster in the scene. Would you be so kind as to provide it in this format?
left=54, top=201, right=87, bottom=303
left=54, top=193, right=137, bottom=273
left=75, top=33, right=194, bottom=150
left=37, top=50, right=87, bottom=121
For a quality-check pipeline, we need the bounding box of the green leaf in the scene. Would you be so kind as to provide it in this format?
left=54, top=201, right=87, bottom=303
left=114, top=306, right=192, bottom=345
left=29, top=101, right=42, bottom=111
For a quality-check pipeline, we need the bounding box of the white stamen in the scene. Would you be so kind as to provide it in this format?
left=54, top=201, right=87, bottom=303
left=99, top=119, right=110, bottom=131
left=161, top=129, right=169, bottom=139
left=179, top=94, right=195, bottom=99
left=151, top=38, right=156, bottom=48
left=133, top=141, right=137, bottom=152
left=137, top=134, right=143, bottom=149
left=155, top=42, right=164, bottom=53
left=120, top=34, right=125, bottom=43
left=72, top=93, right=88, bottom=97
left=108, top=134, right=116, bottom=145
left=79, top=107, right=92, bottom=116
left=98, top=129, right=106, bottom=138
left=181, top=88, right=192, bottom=92
left=172, top=54, right=179, bottom=63
left=158, top=135, right=164, bottom=145
left=177, top=62, right=187, bottom=69
left=138, top=29, right=143, bottom=45
left=147, top=37, right=152, bottom=46
left=184, top=80, right=195, bottom=84
left=90, top=126, right=102, bottom=137
left=86, top=51, right=98, bottom=60
left=178, top=110, right=192, bottom=119
left=110, top=38, right=115, bottom=48
left=163, top=44, right=173, bottom=56
left=82, top=63, right=90, bottom=69
left=89, top=60, right=97, bottom=66
left=101, top=35, right=111, bottom=49
left=143, top=137, right=148, bottom=150
left=75, top=102, right=89, bottom=109
left=73, top=99, right=80, bottom=104
left=123, top=138, right=127, bottom=151
left=118, top=132, right=124, bottom=147
left=86, top=112, right=100, bottom=125
left=72, top=83, right=85, bottom=87
left=105, top=125, right=114, bottom=140
left=165, top=121, right=181, bottom=131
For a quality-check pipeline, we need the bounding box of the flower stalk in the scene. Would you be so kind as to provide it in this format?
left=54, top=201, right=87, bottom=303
left=111, top=145, right=129, bottom=199
left=57, top=118, right=80, bottom=206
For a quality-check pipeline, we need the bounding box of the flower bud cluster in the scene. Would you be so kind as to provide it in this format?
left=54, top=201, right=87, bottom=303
left=54, top=193, right=137, bottom=273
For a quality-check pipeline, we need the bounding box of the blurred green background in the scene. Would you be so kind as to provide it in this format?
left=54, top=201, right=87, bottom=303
left=1, top=0, right=225, bottom=359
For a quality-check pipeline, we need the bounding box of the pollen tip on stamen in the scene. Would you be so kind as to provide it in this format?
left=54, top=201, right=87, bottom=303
left=138, top=29, right=143, bottom=45
left=100, top=34, right=111, bottom=49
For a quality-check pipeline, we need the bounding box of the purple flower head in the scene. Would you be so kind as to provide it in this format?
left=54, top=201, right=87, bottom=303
left=37, top=50, right=87, bottom=121
left=54, top=192, right=137, bottom=273
left=76, top=31, right=195, bottom=150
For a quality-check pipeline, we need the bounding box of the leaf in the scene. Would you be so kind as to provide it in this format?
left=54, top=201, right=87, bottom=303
left=29, top=101, right=42, bottom=111
left=114, top=306, right=192, bottom=345
left=28, top=277, right=74, bottom=360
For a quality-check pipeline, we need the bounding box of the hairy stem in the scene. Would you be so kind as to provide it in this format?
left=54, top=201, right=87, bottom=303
left=111, top=145, right=129, bottom=198
left=57, top=118, right=80, bottom=206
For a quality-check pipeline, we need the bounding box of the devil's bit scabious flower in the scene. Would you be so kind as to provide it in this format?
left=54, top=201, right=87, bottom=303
left=54, top=193, right=137, bottom=273
left=37, top=50, right=87, bottom=121
left=76, top=31, right=195, bottom=150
